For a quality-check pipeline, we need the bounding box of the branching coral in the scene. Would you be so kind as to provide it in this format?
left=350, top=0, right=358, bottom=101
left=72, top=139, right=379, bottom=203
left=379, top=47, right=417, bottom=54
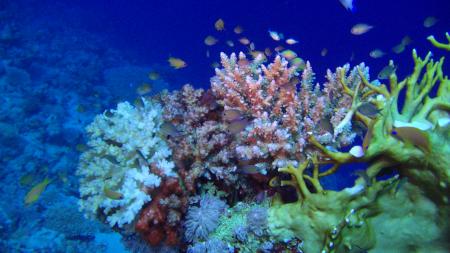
left=211, top=52, right=368, bottom=171
left=269, top=49, right=450, bottom=252
left=77, top=99, right=175, bottom=228
left=427, top=32, right=450, bottom=51
left=159, top=84, right=238, bottom=186
left=309, top=49, right=449, bottom=205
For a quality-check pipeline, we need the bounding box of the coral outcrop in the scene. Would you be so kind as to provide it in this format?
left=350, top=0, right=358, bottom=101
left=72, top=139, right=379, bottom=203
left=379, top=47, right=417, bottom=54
left=76, top=40, right=449, bottom=252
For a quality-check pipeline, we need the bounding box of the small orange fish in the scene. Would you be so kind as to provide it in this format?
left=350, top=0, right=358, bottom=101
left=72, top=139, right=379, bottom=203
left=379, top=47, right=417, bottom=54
left=20, top=173, right=35, bottom=186
left=321, top=48, right=328, bottom=56
left=24, top=178, right=52, bottom=205
left=286, top=38, right=299, bottom=45
left=351, top=23, right=374, bottom=35
left=238, top=165, right=260, bottom=174
left=392, top=43, right=405, bottom=54
left=357, top=102, right=381, bottom=117
left=133, top=97, right=144, bottom=108
left=280, top=50, right=297, bottom=60
left=222, top=109, right=244, bottom=122
left=363, top=120, right=375, bottom=150
left=104, top=186, right=123, bottom=200
left=423, top=16, right=438, bottom=28
left=136, top=83, right=152, bottom=96
left=274, top=46, right=284, bottom=52
left=268, top=30, right=283, bottom=41
left=391, top=127, right=430, bottom=153
left=369, top=49, right=385, bottom=59
left=227, top=119, right=250, bottom=135
left=215, top=18, right=225, bottom=31
left=319, top=117, right=333, bottom=134
left=211, top=62, right=220, bottom=68
left=290, top=57, right=306, bottom=71
left=76, top=105, right=86, bottom=113
left=239, top=37, right=250, bottom=45
left=160, top=122, right=182, bottom=139
left=204, top=35, right=218, bottom=46
left=226, top=40, right=234, bottom=47
left=233, top=25, right=243, bottom=34
left=401, top=36, right=412, bottom=45
left=148, top=71, right=160, bottom=80
left=168, top=57, right=187, bottom=69
left=249, top=42, right=255, bottom=51
left=378, top=64, right=397, bottom=80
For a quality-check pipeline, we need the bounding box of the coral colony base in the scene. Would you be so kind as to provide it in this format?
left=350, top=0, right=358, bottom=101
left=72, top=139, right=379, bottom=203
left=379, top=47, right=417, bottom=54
left=77, top=34, right=450, bottom=252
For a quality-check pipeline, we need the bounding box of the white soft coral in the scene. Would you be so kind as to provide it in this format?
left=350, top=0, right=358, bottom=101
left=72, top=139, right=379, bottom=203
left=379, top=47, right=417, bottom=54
left=77, top=99, right=175, bottom=227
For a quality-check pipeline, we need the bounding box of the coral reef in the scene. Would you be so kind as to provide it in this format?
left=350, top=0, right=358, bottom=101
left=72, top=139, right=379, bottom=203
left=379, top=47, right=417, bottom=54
left=75, top=45, right=449, bottom=252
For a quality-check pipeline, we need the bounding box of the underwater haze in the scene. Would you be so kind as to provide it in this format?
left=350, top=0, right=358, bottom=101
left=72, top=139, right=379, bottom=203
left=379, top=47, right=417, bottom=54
left=1, top=0, right=449, bottom=252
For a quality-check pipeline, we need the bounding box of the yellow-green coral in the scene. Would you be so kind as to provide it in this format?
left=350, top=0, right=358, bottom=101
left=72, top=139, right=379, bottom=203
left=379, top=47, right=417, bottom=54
left=310, top=49, right=450, bottom=205
left=270, top=159, right=397, bottom=252
left=427, top=32, right=450, bottom=51
left=268, top=48, right=450, bottom=252
left=369, top=182, right=449, bottom=252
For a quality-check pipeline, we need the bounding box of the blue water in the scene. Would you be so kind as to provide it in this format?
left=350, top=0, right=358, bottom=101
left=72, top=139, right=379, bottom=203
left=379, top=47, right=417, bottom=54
left=0, top=0, right=448, bottom=252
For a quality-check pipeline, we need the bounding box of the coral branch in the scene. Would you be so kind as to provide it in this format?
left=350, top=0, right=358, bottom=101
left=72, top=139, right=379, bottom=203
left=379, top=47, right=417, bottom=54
left=427, top=32, right=450, bottom=51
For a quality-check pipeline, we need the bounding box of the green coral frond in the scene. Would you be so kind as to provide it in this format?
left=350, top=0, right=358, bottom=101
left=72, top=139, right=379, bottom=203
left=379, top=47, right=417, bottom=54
left=427, top=33, right=450, bottom=51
